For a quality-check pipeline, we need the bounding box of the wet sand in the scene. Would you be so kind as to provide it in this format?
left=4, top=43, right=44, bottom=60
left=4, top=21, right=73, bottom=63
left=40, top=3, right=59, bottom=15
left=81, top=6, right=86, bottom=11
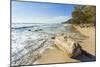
left=34, top=46, right=79, bottom=64
left=34, top=25, right=96, bottom=64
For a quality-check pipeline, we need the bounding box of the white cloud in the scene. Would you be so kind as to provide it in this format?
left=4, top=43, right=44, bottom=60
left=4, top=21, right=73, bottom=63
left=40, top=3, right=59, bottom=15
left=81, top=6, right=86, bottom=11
left=53, top=16, right=71, bottom=23
left=12, top=16, right=71, bottom=23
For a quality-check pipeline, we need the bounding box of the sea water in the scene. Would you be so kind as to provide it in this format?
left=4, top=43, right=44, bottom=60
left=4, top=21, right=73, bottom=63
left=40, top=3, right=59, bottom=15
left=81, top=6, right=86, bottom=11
left=11, top=23, right=71, bottom=65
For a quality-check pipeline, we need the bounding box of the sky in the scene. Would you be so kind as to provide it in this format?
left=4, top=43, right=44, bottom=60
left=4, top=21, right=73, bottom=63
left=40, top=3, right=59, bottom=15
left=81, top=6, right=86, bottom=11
left=12, top=1, right=75, bottom=23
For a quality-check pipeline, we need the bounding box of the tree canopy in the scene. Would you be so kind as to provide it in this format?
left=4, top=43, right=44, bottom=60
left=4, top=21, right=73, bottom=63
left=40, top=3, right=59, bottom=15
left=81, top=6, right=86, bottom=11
left=72, top=5, right=96, bottom=25
left=62, top=5, right=96, bottom=26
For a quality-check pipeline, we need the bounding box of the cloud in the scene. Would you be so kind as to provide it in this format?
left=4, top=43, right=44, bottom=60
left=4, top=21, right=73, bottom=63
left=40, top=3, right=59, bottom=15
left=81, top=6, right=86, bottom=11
left=53, top=16, right=71, bottom=23
left=33, top=16, right=71, bottom=23
left=12, top=16, right=71, bottom=23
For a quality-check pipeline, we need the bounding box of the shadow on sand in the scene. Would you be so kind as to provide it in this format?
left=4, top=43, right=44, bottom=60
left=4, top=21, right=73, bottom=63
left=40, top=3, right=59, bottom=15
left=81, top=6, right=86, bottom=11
left=72, top=49, right=96, bottom=62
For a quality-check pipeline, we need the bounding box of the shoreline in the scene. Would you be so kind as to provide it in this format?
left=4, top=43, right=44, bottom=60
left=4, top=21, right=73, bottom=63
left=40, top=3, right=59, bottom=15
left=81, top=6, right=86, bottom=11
left=34, top=24, right=96, bottom=64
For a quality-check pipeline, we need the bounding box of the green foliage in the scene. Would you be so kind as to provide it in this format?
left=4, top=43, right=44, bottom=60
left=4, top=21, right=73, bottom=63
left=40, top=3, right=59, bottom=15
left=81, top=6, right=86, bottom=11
left=71, top=5, right=96, bottom=25
left=62, top=19, right=72, bottom=24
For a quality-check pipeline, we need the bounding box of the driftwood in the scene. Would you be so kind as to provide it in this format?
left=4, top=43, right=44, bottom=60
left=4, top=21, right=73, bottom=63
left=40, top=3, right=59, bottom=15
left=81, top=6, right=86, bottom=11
left=54, top=33, right=82, bottom=58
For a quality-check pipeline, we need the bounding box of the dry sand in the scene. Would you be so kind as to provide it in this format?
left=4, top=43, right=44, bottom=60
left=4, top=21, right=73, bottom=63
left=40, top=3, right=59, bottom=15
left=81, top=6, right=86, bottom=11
left=74, top=26, right=96, bottom=56
left=34, top=25, right=96, bottom=64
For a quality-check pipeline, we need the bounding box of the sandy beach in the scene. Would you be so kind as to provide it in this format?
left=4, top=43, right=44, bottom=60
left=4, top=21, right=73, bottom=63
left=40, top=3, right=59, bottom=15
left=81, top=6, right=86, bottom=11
left=11, top=2, right=96, bottom=66
left=74, top=26, right=96, bottom=56
left=34, top=25, right=96, bottom=64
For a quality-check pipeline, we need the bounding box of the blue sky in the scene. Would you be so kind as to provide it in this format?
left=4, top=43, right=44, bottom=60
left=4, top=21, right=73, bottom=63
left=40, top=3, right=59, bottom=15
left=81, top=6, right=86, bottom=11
left=12, top=1, right=75, bottom=23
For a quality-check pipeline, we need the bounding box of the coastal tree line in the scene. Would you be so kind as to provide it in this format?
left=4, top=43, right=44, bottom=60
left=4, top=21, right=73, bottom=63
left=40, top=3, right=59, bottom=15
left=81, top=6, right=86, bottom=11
left=62, top=5, right=96, bottom=26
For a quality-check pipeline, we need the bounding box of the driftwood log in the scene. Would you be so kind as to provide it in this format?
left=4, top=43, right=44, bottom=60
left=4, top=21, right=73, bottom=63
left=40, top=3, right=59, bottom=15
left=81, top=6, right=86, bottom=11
left=54, top=33, right=82, bottom=58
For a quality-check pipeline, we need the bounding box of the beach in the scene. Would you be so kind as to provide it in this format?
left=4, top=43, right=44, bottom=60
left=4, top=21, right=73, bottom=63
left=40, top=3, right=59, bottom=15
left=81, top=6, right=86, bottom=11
left=74, top=26, right=96, bottom=56
left=11, top=23, right=96, bottom=66
left=11, top=23, right=70, bottom=66
left=11, top=2, right=96, bottom=66
left=34, top=25, right=96, bottom=64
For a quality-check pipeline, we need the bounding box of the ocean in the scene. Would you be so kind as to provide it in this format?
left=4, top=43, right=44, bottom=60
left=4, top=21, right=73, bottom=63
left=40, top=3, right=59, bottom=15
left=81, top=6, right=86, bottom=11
left=11, top=23, right=71, bottom=65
